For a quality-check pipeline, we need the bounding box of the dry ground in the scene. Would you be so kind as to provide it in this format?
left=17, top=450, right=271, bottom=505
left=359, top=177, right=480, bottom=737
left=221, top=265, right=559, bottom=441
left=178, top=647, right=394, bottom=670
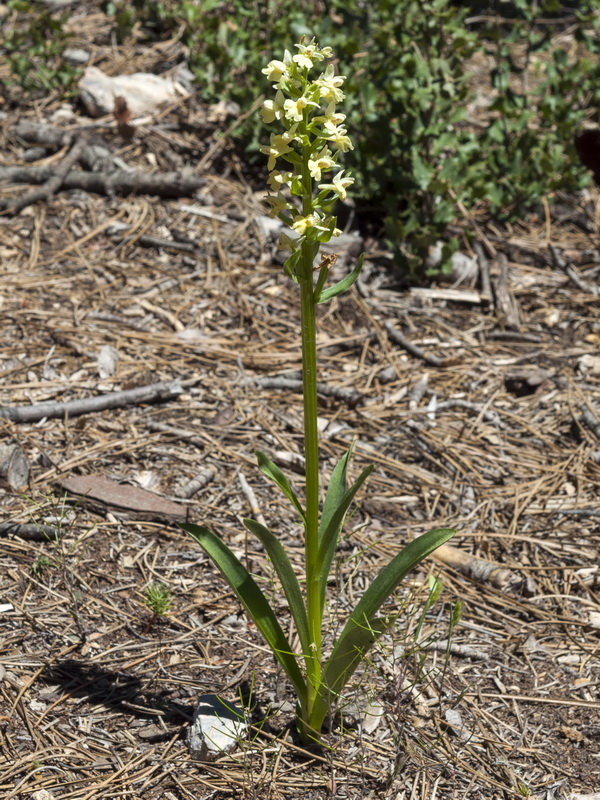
left=1, top=7, right=600, bottom=800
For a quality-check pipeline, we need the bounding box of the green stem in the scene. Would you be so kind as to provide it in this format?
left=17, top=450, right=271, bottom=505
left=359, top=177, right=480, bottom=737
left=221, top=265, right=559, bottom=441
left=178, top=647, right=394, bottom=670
left=299, top=130, right=322, bottom=738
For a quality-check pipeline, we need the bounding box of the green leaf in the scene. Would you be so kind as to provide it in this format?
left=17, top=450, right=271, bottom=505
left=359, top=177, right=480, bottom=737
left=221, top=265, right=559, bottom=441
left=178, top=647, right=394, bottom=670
left=255, top=450, right=305, bottom=523
left=181, top=523, right=307, bottom=702
left=321, top=527, right=455, bottom=717
left=319, top=447, right=353, bottom=549
left=316, top=253, right=365, bottom=304
left=313, top=262, right=329, bottom=302
left=310, top=616, right=391, bottom=729
left=317, top=462, right=374, bottom=611
left=243, top=517, right=311, bottom=656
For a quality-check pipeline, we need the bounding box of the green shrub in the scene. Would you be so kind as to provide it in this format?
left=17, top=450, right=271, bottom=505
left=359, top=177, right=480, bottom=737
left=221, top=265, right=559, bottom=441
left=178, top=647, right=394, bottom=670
left=7, top=0, right=596, bottom=276
left=468, top=0, right=600, bottom=215
left=1, top=0, right=79, bottom=94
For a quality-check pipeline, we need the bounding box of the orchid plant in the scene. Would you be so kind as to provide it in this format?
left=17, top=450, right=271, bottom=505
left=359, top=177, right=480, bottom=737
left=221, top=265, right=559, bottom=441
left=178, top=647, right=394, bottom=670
left=182, top=39, right=455, bottom=745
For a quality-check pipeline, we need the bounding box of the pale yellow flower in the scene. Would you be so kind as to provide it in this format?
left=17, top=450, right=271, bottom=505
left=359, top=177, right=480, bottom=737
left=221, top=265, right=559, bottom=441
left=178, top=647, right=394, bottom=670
left=262, top=59, right=288, bottom=83
left=313, top=101, right=346, bottom=127
left=323, top=124, right=353, bottom=152
left=293, top=40, right=327, bottom=70
left=318, top=170, right=354, bottom=201
left=314, top=65, right=345, bottom=103
left=260, top=90, right=285, bottom=124
left=283, top=95, right=318, bottom=123
left=267, top=170, right=294, bottom=191
left=259, top=128, right=297, bottom=170
left=291, top=213, right=318, bottom=235
left=264, top=192, right=292, bottom=218
left=308, top=148, right=336, bottom=181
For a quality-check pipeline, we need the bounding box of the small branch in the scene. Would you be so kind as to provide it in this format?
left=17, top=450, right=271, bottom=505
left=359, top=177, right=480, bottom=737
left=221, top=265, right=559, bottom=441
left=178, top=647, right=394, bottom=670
left=384, top=321, right=445, bottom=368
left=428, top=639, right=489, bottom=660
left=580, top=405, right=600, bottom=441
left=485, top=330, right=541, bottom=343
left=112, top=233, right=198, bottom=253
left=408, top=374, right=429, bottom=411
left=434, top=399, right=505, bottom=428
left=146, top=420, right=206, bottom=449
left=473, top=241, right=493, bottom=306
left=238, top=471, right=267, bottom=527
left=549, top=243, right=599, bottom=296
left=0, top=523, right=60, bottom=541
left=0, top=165, right=206, bottom=203
left=177, top=467, right=216, bottom=499
left=0, top=380, right=183, bottom=423
left=2, top=136, right=88, bottom=214
left=256, top=377, right=362, bottom=408
left=434, top=543, right=525, bottom=592
left=86, top=312, right=153, bottom=333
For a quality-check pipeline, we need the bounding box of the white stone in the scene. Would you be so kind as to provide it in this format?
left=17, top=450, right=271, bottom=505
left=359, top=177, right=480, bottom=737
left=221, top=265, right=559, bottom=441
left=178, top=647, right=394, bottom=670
left=187, top=695, right=247, bottom=761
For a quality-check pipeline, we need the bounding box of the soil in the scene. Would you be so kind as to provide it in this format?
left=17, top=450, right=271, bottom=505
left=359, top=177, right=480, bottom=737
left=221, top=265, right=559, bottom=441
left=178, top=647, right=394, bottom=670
left=1, top=6, right=599, bottom=800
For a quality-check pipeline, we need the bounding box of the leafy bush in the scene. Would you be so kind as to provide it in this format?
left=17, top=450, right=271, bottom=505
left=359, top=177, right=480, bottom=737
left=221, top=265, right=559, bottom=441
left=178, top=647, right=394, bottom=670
left=468, top=0, right=600, bottom=214
left=0, top=0, right=79, bottom=94
left=5, top=0, right=591, bottom=276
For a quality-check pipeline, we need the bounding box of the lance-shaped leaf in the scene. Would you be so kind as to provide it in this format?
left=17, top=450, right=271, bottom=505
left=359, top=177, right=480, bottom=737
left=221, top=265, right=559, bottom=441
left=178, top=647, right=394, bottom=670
left=320, top=527, right=455, bottom=718
left=316, top=253, right=365, bottom=304
left=181, top=523, right=307, bottom=702
left=255, top=450, right=305, bottom=523
left=243, top=517, right=311, bottom=657
left=317, top=463, right=374, bottom=611
left=309, top=616, right=391, bottom=732
left=319, top=447, right=352, bottom=549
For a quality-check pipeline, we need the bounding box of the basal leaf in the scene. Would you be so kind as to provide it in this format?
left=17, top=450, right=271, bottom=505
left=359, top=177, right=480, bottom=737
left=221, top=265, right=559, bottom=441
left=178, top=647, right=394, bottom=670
left=255, top=450, right=305, bottom=523
left=181, top=523, right=307, bottom=702
left=319, top=447, right=352, bottom=549
left=243, top=517, right=311, bottom=656
left=310, top=616, right=391, bottom=731
left=322, top=527, right=454, bottom=705
left=317, top=463, right=374, bottom=611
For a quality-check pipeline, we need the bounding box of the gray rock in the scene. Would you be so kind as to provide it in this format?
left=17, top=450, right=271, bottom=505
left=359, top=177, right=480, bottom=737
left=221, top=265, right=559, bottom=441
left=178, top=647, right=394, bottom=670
left=187, top=694, right=247, bottom=761
left=62, top=48, right=90, bottom=66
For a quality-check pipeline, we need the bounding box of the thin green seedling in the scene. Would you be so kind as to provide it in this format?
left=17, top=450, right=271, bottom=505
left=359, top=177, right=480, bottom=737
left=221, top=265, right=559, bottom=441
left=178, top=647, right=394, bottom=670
left=182, top=38, right=455, bottom=745
left=26, top=491, right=93, bottom=641
left=31, top=553, right=55, bottom=577
left=143, top=582, right=173, bottom=632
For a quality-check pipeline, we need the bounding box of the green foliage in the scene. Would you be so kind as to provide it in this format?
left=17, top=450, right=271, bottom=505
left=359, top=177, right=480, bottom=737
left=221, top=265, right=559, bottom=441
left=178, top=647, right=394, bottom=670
left=99, top=0, right=600, bottom=279
left=143, top=582, right=173, bottom=619
left=31, top=554, right=55, bottom=577
left=1, top=0, right=79, bottom=94
left=5, top=1, right=600, bottom=273
left=470, top=0, right=600, bottom=215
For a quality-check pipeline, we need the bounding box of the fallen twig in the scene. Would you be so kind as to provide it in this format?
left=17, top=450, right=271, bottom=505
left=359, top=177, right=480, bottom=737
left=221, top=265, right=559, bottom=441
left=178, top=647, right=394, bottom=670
left=2, top=135, right=89, bottom=214
left=0, top=523, right=60, bottom=541
left=485, top=330, right=541, bottom=343
left=549, top=243, right=599, bottom=296
left=434, top=399, right=505, bottom=428
left=384, top=321, right=445, bottom=368
left=428, top=639, right=489, bottom=660
left=256, top=377, right=362, bottom=408
left=113, top=233, right=198, bottom=253
left=0, top=165, right=206, bottom=201
left=0, top=380, right=183, bottom=423
left=238, top=471, right=267, bottom=527
left=177, top=467, right=216, bottom=499
left=491, top=253, right=520, bottom=329
left=580, top=405, right=600, bottom=441
left=146, top=419, right=206, bottom=449
left=474, top=241, right=493, bottom=306
left=434, top=543, right=524, bottom=592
